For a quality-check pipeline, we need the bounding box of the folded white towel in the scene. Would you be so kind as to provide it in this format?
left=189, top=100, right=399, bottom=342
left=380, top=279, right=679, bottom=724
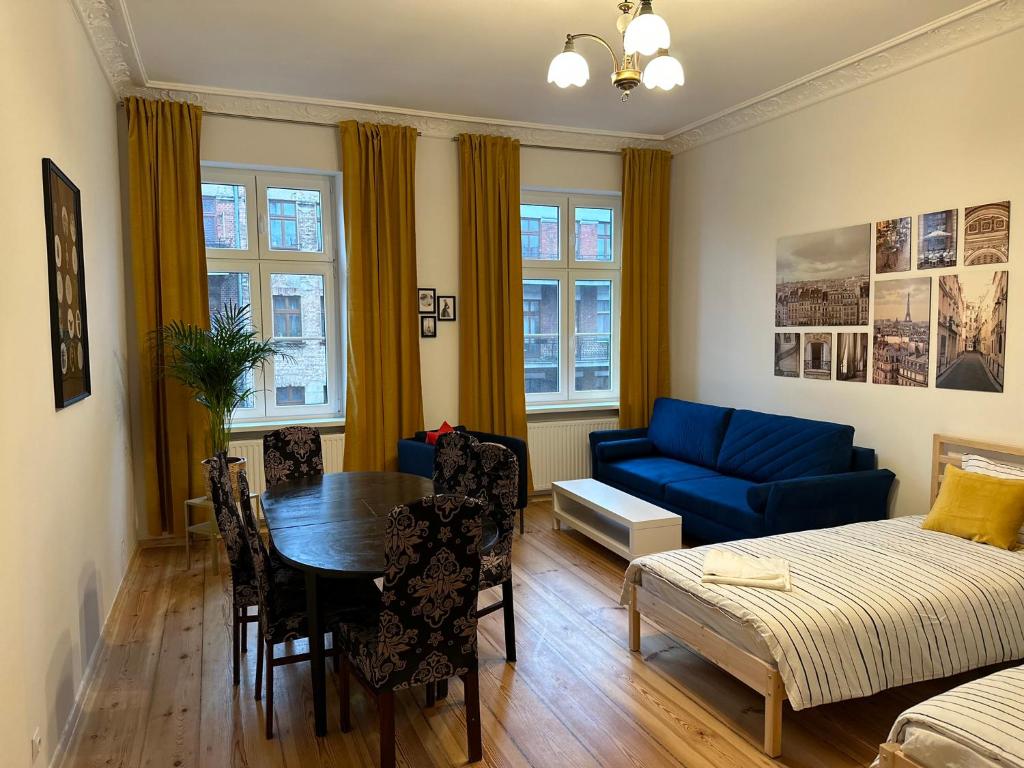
left=701, top=549, right=792, bottom=591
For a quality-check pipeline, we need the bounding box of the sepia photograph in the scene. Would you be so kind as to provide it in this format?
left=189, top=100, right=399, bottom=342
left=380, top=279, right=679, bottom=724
left=936, top=270, right=1008, bottom=392
left=437, top=294, right=456, bottom=321
left=875, top=217, right=911, bottom=274
left=918, top=209, right=957, bottom=269
left=963, top=201, right=1010, bottom=266
left=417, top=287, right=436, bottom=314
left=836, top=332, right=869, bottom=382
left=872, top=277, right=931, bottom=387
left=776, top=223, right=871, bottom=326
left=774, top=333, right=800, bottom=378
left=420, top=315, right=437, bottom=338
left=803, top=333, right=832, bottom=380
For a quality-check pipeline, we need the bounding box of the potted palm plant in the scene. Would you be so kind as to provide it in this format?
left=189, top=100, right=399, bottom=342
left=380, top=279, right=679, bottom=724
left=156, top=303, right=278, bottom=500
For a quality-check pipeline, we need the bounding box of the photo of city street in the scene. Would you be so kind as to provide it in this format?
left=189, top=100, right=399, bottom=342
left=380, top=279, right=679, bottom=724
left=937, top=270, right=1008, bottom=392
left=872, top=277, right=931, bottom=387
left=875, top=217, right=911, bottom=274
left=776, top=224, right=871, bottom=326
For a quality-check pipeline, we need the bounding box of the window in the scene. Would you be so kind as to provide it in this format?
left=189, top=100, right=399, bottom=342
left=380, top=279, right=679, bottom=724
left=521, top=192, right=621, bottom=405
left=202, top=167, right=341, bottom=421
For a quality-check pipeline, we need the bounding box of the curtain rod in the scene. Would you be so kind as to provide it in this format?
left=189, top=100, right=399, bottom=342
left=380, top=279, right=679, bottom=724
left=198, top=108, right=624, bottom=155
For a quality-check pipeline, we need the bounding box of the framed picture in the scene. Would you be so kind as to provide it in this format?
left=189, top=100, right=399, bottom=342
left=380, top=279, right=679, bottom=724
left=420, top=315, right=437, bottom=338
left=437, top=295, right=456, bottom=321
left=417, top=288, right=436, bottom=315
left=42, top=158, right=91, bottom=409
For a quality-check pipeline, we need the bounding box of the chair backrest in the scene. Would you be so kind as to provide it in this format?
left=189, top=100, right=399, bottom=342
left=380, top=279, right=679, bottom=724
left=207, top=453, right=258, bottom=600
left=433, top=431, right=519, bottom=578
left=233, top=469, right=275, bottom=617
left=367, top=494, right=484, bottom=691
left=263, top=426, right=324, bottom=488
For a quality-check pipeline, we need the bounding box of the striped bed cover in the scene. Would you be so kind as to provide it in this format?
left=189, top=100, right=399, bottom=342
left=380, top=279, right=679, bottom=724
left=620, top=516, right=1024, bottom=710
left=884, top=664, right=1024, bottom=767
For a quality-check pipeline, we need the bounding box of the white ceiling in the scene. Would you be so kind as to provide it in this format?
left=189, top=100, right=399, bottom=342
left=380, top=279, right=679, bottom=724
left=121, top=0, right=978, bottom=136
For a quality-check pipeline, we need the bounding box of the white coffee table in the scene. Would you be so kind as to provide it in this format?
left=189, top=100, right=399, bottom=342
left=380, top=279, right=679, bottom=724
left=551, top=479, right=682, bottom=559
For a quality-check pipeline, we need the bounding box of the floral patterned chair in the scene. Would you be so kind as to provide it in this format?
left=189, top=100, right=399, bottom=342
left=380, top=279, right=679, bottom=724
left=234, top=468, right=380, bottom=738
left=337, top=494, right=485, bottom=768
left=207, top=453, right=260, bottom=687
left=433, top=430, right=520, bottom=663
left=262, top=425, right=324, bottom=488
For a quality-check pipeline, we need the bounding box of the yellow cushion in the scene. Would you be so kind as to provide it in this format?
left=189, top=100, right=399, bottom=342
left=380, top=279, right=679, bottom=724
left=923, top=464, right=1024, bottom=550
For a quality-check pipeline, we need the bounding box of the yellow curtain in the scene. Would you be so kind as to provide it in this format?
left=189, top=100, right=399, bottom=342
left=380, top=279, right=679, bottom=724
left=340, top=120, right=424, bottom=471
left=457, top=134, right=529, bottom=452
left=619, top=147, right=672, bottom=429
left=126, top=97, right=209, bottom=536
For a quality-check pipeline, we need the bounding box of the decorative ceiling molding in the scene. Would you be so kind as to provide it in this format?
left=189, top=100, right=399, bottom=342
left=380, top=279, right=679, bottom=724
left=664, top=0, right=1024, bottom=153
left=75, top=0, right=1024, bottom=154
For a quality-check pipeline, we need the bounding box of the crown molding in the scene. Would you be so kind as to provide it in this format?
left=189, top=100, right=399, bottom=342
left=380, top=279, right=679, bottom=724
left=75, top=0, right=1024, bottom=154
left=663, top=0, right=1024, bottom=153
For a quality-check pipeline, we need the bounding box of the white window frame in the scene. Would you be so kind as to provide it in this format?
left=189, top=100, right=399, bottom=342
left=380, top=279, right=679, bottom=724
left=521, top=191, right=622, bottom=406
left=203, top=166, right=342, bottom=423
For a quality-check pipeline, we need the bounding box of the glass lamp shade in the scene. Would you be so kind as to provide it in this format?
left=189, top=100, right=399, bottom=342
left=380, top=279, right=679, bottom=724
left=642, top=52, right=685, bottom=90
left=624, top=10, right=671, bottom=56
left=547, top=49, right=590, bottom=88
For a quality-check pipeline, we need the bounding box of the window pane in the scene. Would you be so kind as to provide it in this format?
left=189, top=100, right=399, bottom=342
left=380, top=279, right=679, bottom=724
left=523, top=279, right=560, bottom=394
left=201, top=183, right=248, bottom=249
left=574, top=207, right=614, bottom=262
left=270, top=273, right=328, bottom=406
left=574, top=280, right=612, bottom=392
left=267, top=187, right=323, bottom=252
left=520, top=204, right=560, bottom=261
left=207, top=270, right=255, bottom=409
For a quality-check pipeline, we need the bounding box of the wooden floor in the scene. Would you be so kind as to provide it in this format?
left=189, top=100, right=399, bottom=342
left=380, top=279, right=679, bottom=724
left=63, top=499, right=1001, bottom=768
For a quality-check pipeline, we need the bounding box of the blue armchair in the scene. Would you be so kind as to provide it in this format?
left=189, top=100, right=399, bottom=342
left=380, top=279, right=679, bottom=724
left=398, top=427, right=530, bottom=533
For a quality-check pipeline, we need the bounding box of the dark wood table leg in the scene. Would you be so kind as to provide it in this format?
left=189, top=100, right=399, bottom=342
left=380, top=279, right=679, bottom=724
left=305, top=570, right=328, bottom=737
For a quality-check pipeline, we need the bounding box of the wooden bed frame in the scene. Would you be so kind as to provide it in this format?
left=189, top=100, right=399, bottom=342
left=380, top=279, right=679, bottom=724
left=877, top=742, right=926, bottom=768
left=627, top=434, right=1024, bottom=759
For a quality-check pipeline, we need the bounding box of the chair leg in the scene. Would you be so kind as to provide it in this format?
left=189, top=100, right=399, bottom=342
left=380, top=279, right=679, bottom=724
left=502, top=580, right=517, bottom=663
left=240, top=606, right=248, bottom=653
left=332, top=629, right=340, bottom=674
left=232, top=603, right=241, bottom=687
left=436, top=678, right=449, bottom=700
left=519, top=507, right=525, bottom=535
left=265, top=641, right=275, bottom=739
left=463, top=666, right=482, bottom=762
left=425, top=681, right=436, bottom=707
left=254, top=632, right=264, bottom=700
left=378, top=691, right=396, bottom=768
left=339, top=657, right=351, bottom=732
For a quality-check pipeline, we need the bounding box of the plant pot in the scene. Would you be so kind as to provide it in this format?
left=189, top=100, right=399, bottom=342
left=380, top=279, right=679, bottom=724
left=201, top=455, right=247, bottom=503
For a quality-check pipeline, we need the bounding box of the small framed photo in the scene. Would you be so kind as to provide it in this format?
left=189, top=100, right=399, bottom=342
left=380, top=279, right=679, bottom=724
left=417, top=288, right=436, bottom=315
left=420, top=315, right=437, bottom=338
left=437, top=295, right=456, bottom=321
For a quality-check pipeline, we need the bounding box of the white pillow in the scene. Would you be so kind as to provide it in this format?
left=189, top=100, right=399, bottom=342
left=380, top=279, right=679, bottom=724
left=962, top=453, right=1024, bottom=544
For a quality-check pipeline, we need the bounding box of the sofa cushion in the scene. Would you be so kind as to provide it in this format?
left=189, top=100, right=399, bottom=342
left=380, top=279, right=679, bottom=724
left=715, top=410, right=854, bottom=483
left=602, top=457, right=720, bottom=499
left=646, top=398, right=735, bottom=468
left=664, top=476, right=764, bottom=537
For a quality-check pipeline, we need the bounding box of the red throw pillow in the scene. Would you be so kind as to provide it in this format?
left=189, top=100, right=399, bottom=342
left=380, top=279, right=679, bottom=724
left=425, top=421, right=455, bottom=446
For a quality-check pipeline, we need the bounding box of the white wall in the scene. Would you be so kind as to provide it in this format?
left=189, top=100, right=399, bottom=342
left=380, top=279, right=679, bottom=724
left=201, top=118, right=620, bottom=428
left=671, top=27, right=1024, bottom=517
left=0, top=1, right=137, bottom=765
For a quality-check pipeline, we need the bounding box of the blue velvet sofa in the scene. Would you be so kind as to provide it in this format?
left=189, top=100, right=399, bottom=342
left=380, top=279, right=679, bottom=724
left=590, top=398, right=895, bottom=544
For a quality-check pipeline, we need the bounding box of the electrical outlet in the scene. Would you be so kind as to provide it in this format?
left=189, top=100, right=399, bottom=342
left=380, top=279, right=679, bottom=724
left=30, top=727, right=42, bottom=763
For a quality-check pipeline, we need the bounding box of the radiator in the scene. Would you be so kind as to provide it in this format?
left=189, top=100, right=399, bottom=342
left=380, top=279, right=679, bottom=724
left=527, top=417, right=618, bottom=491
left=228, top=433, right=346, bottom=495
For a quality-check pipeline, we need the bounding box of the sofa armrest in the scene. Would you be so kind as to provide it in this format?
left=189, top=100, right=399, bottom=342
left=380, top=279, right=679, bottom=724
left=397, top=439, right=435, bottom=480
left=589, top=427, right=648, bottom=480
left=594, top=438, right=656, bottom=463
left=749, top=469, right=896, bottom=535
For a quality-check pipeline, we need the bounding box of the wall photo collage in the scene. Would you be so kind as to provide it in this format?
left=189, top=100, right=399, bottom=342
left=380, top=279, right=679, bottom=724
left=774, top=201, right=1010, bottom=393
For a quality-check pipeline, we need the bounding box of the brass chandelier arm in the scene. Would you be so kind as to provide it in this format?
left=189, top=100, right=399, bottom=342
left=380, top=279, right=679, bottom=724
left=566, top=33, right=622, bottom=71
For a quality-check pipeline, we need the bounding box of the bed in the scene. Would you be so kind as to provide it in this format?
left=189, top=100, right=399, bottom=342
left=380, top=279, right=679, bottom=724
left=876, top=664, right=1024, bottom=768
left=623, top=434, right=1024, bottom=757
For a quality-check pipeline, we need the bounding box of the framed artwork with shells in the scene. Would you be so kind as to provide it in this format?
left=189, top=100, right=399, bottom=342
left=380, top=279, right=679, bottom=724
left=42, top=159, right=91, bottom=409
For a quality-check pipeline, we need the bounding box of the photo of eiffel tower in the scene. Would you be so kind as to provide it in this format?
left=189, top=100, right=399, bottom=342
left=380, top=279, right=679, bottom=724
left=872, top=277, right=931, bottom=387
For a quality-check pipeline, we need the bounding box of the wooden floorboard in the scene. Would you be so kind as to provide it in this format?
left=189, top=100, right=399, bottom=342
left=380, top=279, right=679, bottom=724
left=62, top=499, right=1004, bottom=768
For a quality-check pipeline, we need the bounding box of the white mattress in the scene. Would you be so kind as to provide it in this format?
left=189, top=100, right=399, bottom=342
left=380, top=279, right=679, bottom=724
left=622, top=516, right=1024, bottom=710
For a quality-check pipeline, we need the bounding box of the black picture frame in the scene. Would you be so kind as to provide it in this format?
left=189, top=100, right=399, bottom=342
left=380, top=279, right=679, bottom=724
left=417, top=287, right=436, bottom=315
left=437, top=295, right=456, bottom=321
left=420, top=315, right=437, bottom=338
left=42, top=158, right=91, bottom=409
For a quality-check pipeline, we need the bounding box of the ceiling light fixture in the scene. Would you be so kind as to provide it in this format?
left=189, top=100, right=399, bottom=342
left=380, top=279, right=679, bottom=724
left=547, top=0, right=684, bottom=101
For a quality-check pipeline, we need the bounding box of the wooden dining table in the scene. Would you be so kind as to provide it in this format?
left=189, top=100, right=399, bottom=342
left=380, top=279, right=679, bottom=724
left=260, top=471, right=498, bottom=737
